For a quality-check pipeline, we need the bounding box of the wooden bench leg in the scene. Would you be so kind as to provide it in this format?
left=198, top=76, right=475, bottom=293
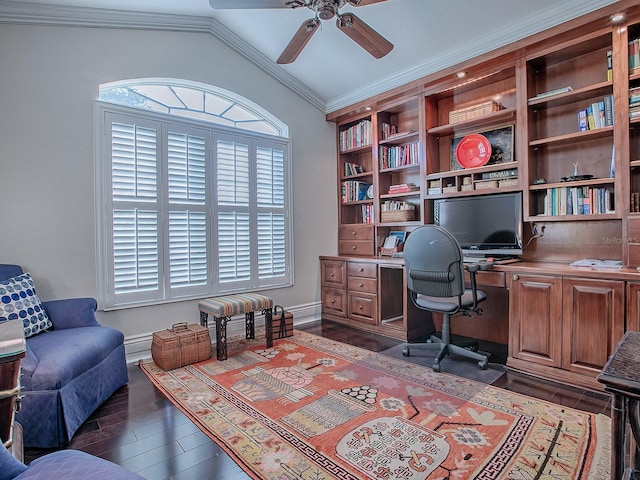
left=264, top=307, right=273, bottom=349
left=245, top=312, right=255, bottom=339
left=215, top=316, right=230, bottom=361
left=199, top=311, right=208, bottom=327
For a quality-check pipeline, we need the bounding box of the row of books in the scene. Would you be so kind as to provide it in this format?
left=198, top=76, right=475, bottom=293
left=577, top=95, right=614, bottom=131
left=339, top=119, right=372, bottom=152
left=344, top=161, right=364, bottom=177
left=380, top=200, right=415, bottom=212
left=341, top=181, right=371, bottom=202
left=630, top=86, right=640, bottom=118
left=631, top=192, right=640, bottom=213
left=361, top=204, right=374, bottom=224
left=379, top=142, right=419, bottom=169
left=541, top=186, right=614, bottom=216
left=387, top=183, right=419, bottom=195
left=630, top=37, right=640, bottom=73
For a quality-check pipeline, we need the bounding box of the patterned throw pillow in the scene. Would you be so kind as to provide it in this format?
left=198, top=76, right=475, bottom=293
left=0, top=273, right=52, bottom=338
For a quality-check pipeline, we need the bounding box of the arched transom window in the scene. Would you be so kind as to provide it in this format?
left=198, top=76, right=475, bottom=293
left=99, top=78, right=288, bottom=137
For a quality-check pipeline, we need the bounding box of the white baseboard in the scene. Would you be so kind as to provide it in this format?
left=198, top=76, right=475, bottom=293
left=125, top=301, right=322, bottom=364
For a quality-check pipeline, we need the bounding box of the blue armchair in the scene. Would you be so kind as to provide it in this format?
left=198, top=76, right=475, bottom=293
left=0, top=265, right=128, bottom=448
left=0, top=444, right=144, bottom=480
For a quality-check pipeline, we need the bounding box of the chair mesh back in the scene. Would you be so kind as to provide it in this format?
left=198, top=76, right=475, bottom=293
left=404, top=225, right=465, bottom=298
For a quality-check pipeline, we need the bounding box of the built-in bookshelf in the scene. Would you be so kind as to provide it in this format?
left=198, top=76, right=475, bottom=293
left=329, top=4, right=640, bottom=266
left=524, top=29, right=616, bottom=221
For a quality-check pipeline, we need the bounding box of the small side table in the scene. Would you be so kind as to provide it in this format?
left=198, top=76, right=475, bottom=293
left=597, top=330, right=640, bottom=480
left=0, top=320, right=26, bottom=460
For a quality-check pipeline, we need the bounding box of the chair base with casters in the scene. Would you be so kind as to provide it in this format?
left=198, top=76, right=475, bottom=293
left=401, top=310, right=490, bottom=372
left=401, top=225, right=493, bottom=373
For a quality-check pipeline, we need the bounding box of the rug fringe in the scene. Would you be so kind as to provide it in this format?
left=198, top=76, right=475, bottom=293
left=588, top=413, right=611, bottom=480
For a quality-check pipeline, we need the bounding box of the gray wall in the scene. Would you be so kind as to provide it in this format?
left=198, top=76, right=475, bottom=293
left=0, top=23, right=338, bottom=356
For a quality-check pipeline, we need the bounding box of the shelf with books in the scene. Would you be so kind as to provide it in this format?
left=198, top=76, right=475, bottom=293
left=339, top=117, right=372, bottom=153
left=524, top=29, right=616, bottom=223
left=527, top=184, right=616, bottom=220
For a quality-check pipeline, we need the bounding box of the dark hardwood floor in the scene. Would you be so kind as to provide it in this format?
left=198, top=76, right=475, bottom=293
left=24, top=321, right=612, bottom=479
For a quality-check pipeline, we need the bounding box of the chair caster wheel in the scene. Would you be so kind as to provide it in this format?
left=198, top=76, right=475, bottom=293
left=432, top=363, right=441, bottom=372
left=478, top=359, right=488, bottom=370
left=402, top=347, right=410, bottom=357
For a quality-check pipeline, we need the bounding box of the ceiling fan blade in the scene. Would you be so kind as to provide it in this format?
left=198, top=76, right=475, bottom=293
left=346, top=0, right=388, bottom=6
left=277, top=18, right=320, bottom=64
left=209, top=0, right=289, bottom=9
left=336, top=13, right=393, bottom=59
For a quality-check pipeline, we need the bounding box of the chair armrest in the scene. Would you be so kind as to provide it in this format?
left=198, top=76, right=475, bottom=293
left=42, top=298, right=100, bottom=329
left=463, top=262, right=492, bottom=310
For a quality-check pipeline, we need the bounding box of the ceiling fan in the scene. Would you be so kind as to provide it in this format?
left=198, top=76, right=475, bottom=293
left=209, top=0, right=393, bottom=64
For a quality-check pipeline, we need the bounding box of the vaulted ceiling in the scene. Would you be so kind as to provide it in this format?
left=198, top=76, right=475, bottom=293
left=0, top=0, right=621, bottom=112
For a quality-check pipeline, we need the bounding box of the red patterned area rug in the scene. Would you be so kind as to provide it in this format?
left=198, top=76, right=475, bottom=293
left=139, top=330, right=610, bottom=480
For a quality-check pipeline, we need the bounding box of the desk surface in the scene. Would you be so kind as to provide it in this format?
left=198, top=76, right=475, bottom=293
left=598, top=331, right=640, bottom=396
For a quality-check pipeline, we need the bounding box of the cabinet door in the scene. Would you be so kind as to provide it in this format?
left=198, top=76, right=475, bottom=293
left=562, top=277, right=624, bottom=376
left=508, top=274, right=563, bottom=367
left=626, top=282, right=640, bottom=332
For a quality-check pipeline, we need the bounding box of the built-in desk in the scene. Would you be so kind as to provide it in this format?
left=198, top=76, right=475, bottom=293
left=321, top=256, right=640, bottom=389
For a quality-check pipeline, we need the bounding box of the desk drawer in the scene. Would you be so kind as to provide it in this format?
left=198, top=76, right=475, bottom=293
left=348, top=292, right=377, bottom=324
left=348, top=276, right=377, bottom=294
left=465, top=270, right=506, bottom=288
left=348, top=262, right=377, bottom=279
left=339, top=224, right=374, bottom=241
left=321, top=287, right=347, bottom=317
left=339, top=240, right=374, bottom=256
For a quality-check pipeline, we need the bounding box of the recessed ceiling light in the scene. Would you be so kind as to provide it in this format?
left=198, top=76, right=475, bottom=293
left=611, top=13, right=625, bottom=23
left=456, top=71, right=466, bottom=79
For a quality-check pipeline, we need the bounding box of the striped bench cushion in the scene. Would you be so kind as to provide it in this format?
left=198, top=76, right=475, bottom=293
left=198, top=293, right=273, bottom=317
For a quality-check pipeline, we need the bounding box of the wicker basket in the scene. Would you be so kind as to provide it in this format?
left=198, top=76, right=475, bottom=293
left=475, top=179, right=499, bottom=190
left=151, top=322, right=211, bottom=370
left=381, top=210, right=415, bottom=222
left=499, top=178, right=519, bottom=188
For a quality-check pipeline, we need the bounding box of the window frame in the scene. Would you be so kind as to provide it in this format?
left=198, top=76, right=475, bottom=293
left=94, top=100, right=293, bottom=310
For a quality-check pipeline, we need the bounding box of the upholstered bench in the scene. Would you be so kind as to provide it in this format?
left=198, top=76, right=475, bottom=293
left=198, top=293, right=273, bottom=360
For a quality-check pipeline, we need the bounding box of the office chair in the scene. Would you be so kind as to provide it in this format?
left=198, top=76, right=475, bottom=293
left=402, top=225, right=490, bottom=372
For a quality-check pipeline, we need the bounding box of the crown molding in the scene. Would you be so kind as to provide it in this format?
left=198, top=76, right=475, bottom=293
left=326, top=0, right=619, bottom=112
left=0, top=0, right=326, bottom=112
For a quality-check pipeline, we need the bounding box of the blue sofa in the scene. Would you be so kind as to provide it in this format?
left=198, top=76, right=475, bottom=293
left=0, top=264, right=128, bottom=448
left=0, top=444, right=144, bottom=480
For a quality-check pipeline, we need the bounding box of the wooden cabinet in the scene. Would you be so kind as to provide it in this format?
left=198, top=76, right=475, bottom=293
left=625, top=281, right=640, bottom=332
left=320, top=259, right=347, bottom=318
left=347, top=262, right=377, bottom=324
left=338, top=224, right=374, bottom=256
left=508, top=272, right=625, bottom=389
left=508, top=273, right=563, bottom=368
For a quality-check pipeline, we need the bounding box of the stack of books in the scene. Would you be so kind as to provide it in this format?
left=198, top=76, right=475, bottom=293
left=387, top=183, right=419, bottom=195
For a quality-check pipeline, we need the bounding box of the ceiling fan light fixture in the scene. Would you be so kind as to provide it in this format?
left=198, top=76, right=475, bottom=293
left=317, top=4, right=337, bottom=20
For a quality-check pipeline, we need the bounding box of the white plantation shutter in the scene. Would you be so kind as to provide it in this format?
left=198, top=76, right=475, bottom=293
left=256, top=146, right=287, bottom=283
left=167, top=130, right=209, bottom=294
left=109, top=118, right=161, bottom=304
left=96, top=103, right=291, bottom=309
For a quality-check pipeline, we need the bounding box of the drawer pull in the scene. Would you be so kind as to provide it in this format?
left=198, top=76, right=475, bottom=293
left=351, top=231, right=357, bottom=236
left=330, top=273, right=335, bottom=277
left=359, top=306, right=363, bottom=310
left=352, top=245, right=357, bottom=250
left=359, top=267, right=364, bottom=272
left=359, top=283, right=364, bottom=287
left=330, top=300, right=335, bottom=304
left=512, top=274, right=519, bottom=281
